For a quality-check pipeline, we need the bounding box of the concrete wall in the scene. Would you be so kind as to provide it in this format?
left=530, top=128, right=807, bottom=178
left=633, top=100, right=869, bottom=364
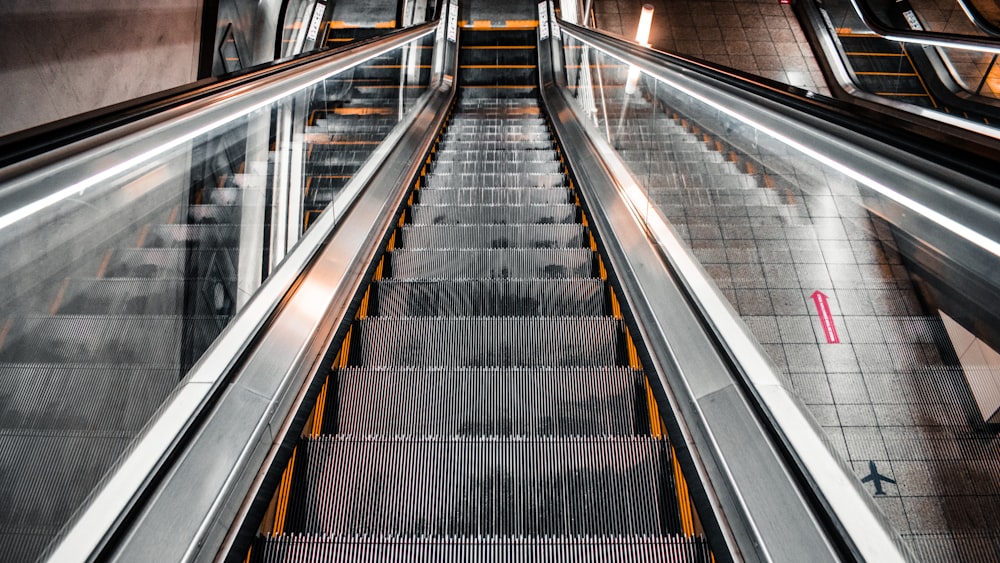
left=0, top=0, right=204, bottom=137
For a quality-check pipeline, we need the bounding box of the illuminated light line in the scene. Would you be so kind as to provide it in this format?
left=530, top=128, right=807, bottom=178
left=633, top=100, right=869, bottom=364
left=572, top=35, right=1000, bottom=260
left=0, top=33, right=431, bottom=233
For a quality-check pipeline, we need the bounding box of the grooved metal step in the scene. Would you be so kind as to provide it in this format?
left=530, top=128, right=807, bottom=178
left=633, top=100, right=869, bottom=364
left=428, top=161, right=563, bottom=177
left=434, top=149, right=558, bottom=165
left=399, top=224, right=586, bottom=249
left=0, top=315, right=222, bottom=364
left=438, top=139, right=553, bottom=151
left=0, top=364, right=178, bottom=431
left=57, top=278, right=188, bottom=315
left=284, top=435, right=673, bottom=536
left=333, top=366, right=647, bottom=436
left=388, top=248, right=593, bottom=279
left=250, top=534, right=712, bottom=562
left=371, top=279, right=605, bottom=316
left=105, top=248, right=236, bottom=279
left=351, top=317, right=622, bottom=367
left=145, top=224, right=239, bottom=248
left=409, top=204, right=577, bottom=225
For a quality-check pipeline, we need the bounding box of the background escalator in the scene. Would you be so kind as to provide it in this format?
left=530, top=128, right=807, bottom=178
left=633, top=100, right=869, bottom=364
left=243, top=28, right=712, bottom=562
left=0, top=133, right=247, bottom=561
left=837, top=32, right=936, bottom=108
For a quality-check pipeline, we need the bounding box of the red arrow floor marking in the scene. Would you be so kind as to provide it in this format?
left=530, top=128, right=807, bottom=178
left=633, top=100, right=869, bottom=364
left=811, top=291, right=840, bottom=344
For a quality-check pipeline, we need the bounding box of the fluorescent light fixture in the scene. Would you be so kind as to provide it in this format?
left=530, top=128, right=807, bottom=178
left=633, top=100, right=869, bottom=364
left=625, top=5, right=654, bottom=95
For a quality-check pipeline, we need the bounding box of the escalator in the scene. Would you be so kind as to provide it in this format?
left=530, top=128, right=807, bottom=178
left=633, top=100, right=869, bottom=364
left=5, top=6, right=1000, bottom=563
left=245, top=27, right=711, bottom=561
left=797, top=0, right=1000, bottom=126
left=836, top=32, right=936, bottom=108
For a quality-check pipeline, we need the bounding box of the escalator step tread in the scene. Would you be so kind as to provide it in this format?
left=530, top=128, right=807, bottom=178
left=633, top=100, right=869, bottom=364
left=351, top=317, right=621, bottom=367
left=409, top=204, right=577, bottom=225
left=285, top=435, right=672, bottom=536
left=418, top=187, right=569, bottom=205
left=333, top=366, right=645, bottom=436
left=250, top=533, right=711, bottom=561
left=0, top=363, right=177, bottom=431
left=0, top=432, right=134, bottom=534
left=428, top=162, right=564, bottom=177
left=57, top=278, right=191, bottom=315
left=0, top=315, right=222, bottom=364
left=106, top=248, right=236, bottom=278
left=372, top=278, right=604, bottom=316
left=433, top=149, right=558, bottom=163
left=400, top=224, right=585, bottom=249
left=424, top=172, right=566, bottom=188
left=388, top=248, right=593, bottom=279
left=438, top=139, right=554, bottom=151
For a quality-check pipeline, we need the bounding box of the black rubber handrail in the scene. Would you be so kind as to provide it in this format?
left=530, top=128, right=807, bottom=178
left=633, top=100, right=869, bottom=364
left=956, top=0, right=1000, bottom=38
left=849, top=0, right=1000, bottom=51
left=556, top=19, right=1000, bottom=201
left=0, top=20, right=439, bottom=169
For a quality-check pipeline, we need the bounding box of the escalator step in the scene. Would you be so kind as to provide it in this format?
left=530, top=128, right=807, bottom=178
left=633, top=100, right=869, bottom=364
left=57, top=278, right=188, bottom=315
left=106, top=248, right=236, bottom=279
left=0, top=431, right=134, bottom=557
left=438, top=139, right=553, bottom=151
left=145, top=224, right=239, bottom=248
left=424, top=172, right=566, bottom=189
left=334, top=366, right=646, bottom=436
left=285, top=435, right=670, bottom=536
left=409, top=204, right=577, bottom=225
left=399, top=224, right=585, bottom=249
left=250, top=534, right=711, bottom=562
left=0, top=315, right=219, bottom=364
left=371, top=279, right=604, bottom=316
left=0, top=364, right=177, bottom=431
left=351, top=317, right=621, bottom=367
left=434, top=147, right=557, bottom=161
left=429, top=160, right=563, bottom=176
left=388, top=248, right=593, bottom=279
left=418, top=187, right=569, bottom=205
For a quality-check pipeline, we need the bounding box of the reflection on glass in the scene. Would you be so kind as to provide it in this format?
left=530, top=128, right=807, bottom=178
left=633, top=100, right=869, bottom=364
left=562, top=37, right=1000, bottom=561
left=0, top=33, right=434, bottom=562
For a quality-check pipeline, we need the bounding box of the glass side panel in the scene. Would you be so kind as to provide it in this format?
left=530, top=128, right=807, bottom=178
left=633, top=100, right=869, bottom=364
left=0, top=32, right=434, bottom=563
left=562, top=36, right=1000, bottom=562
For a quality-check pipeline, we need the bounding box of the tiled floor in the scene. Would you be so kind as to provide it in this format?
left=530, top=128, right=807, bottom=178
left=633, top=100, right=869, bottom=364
left=589, top=0, right=831, bottom=95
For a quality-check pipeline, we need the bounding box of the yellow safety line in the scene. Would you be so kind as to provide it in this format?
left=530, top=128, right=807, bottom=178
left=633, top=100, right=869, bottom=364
left=48, top=277, right=70, bottom=315
left=135, top=224, right=150, bottom=248
left=900, top=45, right=938, bottom=108
left=460, top=64, right=537, bottom=69
left=0, top=318, right=12, bottom=351
left=672, top=446, right=696, bottom=536
left=644, top=379, right=660, bottom=434
left=462, top=45, right=534, bottom=50
left=166, top=205, right=180, bottom=225
left=311, top=377, right=328, bottom=437
left=626, top=328, right=641, bottom=370
left=95, top=249, right=113, bottom=278
left=273, top=446, right=297, bottom=535
left=856, top=71, right=918, bottom=77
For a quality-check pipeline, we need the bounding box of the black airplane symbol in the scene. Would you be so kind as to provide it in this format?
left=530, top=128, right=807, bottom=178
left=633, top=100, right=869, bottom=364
left=860, top=461, right=896, bottom=495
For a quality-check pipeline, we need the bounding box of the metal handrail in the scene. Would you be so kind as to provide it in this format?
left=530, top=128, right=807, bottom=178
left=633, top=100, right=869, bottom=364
left=38, top=21, right=441, bottom=562
left=848, top=0, right=1000, bottom=52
